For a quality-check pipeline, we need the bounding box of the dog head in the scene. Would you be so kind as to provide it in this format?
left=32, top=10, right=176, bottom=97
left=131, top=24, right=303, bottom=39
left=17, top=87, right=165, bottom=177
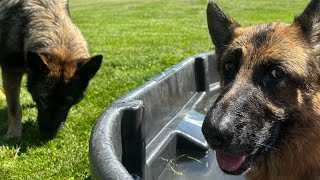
left=26, top=52, right=102, bottom=138
left=202, top=0, right=320, bottom=175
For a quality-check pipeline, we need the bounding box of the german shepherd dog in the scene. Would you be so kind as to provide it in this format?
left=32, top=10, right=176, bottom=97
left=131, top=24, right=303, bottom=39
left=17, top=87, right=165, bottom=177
left=202, top=0, right=320, bottom=179
left=0, top=0, right=102, bottom=139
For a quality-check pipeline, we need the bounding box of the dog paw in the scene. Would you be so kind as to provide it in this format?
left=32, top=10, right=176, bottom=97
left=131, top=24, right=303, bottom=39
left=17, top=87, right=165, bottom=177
left=4, top=126, right=22, bottom=140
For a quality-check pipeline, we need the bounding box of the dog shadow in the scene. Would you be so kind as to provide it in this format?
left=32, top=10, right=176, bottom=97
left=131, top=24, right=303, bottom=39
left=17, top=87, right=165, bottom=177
left=0, top=103, right=50, bottom=154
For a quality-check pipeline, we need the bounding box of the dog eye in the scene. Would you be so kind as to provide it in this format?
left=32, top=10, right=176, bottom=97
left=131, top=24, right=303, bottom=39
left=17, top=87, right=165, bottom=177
left=270, top=68, right=285, bottom=79
left=224, top=62, right=235, bottom=71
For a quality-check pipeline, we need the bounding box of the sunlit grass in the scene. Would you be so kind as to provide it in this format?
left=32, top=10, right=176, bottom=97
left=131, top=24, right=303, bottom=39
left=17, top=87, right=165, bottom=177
left=0, top=0, right=308, bottom=178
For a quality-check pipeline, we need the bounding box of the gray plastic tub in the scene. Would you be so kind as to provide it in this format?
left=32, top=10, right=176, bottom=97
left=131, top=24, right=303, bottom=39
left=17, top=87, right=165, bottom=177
left=89, top=52, right=244, bottom=180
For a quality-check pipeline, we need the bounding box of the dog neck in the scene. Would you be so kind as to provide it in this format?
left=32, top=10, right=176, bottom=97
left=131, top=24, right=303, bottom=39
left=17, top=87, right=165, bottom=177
left=246, top=137, right=320, bottom=180
left=246, top=92, right=320, bottom=180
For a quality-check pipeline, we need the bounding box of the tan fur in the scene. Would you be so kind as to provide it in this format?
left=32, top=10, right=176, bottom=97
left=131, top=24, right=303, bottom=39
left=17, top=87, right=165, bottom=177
left=246, top=91, right=320, bottom=179
left=38, top=53, right=79, bottom=82
left=24, top=0, right=89, bottom=57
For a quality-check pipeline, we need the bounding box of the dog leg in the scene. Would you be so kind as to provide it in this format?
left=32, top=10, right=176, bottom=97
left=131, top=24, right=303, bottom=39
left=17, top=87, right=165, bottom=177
left=2, top=69, right=23, bottom=139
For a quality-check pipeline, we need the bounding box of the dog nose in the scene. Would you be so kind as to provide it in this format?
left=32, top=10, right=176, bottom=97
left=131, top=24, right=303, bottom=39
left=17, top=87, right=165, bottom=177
left=202, top=118, right=233, bottom=149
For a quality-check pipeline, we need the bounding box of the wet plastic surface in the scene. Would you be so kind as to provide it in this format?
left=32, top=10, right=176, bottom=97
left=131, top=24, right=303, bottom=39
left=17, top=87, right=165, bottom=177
left=89, top=52, right=244, bottom=180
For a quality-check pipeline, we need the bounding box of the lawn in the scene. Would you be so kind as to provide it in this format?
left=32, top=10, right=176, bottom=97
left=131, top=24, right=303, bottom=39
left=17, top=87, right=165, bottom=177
left=0, top=0, right=308, bottom=179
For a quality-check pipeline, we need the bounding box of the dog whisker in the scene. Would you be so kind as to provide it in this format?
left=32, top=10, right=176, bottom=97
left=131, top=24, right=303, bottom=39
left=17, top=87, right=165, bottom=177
left=255, top=142, right=282, bottom=152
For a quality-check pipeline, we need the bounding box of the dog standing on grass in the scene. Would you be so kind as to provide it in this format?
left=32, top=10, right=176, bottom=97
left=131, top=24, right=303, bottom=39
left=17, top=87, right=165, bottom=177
left=0, top=0, right=102, bottom=139
left=202, top=0, right=320, bottom=179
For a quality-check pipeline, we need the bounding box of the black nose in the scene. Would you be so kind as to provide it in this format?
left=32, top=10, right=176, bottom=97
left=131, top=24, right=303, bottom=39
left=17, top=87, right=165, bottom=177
left=37, top=110, right=68, bottom=139
left=202, top=117, right=233, bottom=149
left=39, top=120, right=65, bottom=139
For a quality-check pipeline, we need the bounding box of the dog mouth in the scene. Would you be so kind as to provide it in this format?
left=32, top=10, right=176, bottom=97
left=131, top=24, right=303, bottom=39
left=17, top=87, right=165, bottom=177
left=214, top=137, right=277, bottom=175
left=215, top=150, right=257, bottom=175
left=216, top=150, right=246, bottom=173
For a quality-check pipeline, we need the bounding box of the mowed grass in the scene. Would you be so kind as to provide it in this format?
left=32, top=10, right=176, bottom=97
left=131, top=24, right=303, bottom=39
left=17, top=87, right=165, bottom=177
left=0, top=0, right=308, bottom=179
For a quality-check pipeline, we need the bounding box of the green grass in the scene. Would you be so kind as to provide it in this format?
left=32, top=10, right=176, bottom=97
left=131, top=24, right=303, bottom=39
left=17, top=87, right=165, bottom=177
left=0, top=0, right=308, bottom=178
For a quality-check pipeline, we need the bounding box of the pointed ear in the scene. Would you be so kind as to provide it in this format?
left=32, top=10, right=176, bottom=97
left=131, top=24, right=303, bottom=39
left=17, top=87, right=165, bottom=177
left=293, top=0, right=320, bottom=48
left=26, top=52, right=49, bottom=73
left=207, top=1, right=240, bottom=55
left=77, top=55, right=103, bottom=80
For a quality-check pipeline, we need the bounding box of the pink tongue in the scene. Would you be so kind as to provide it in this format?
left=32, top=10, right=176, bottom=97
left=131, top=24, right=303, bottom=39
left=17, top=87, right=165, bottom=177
left=216, top=150, right=246, bottom=172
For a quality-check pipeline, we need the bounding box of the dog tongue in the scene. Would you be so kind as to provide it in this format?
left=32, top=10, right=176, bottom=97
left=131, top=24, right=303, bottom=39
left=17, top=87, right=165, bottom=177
left=216, top=150, right=246, bottom=172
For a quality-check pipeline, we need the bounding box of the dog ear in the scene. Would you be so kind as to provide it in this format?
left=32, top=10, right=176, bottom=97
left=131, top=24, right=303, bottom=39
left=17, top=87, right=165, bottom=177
left=207, top=0, right=240, bottom=55
left=293, top=0, right=320, bottom=49
left=26, top=52, right=50, bottom=74
left=76, top=55, right=103, bottom=80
